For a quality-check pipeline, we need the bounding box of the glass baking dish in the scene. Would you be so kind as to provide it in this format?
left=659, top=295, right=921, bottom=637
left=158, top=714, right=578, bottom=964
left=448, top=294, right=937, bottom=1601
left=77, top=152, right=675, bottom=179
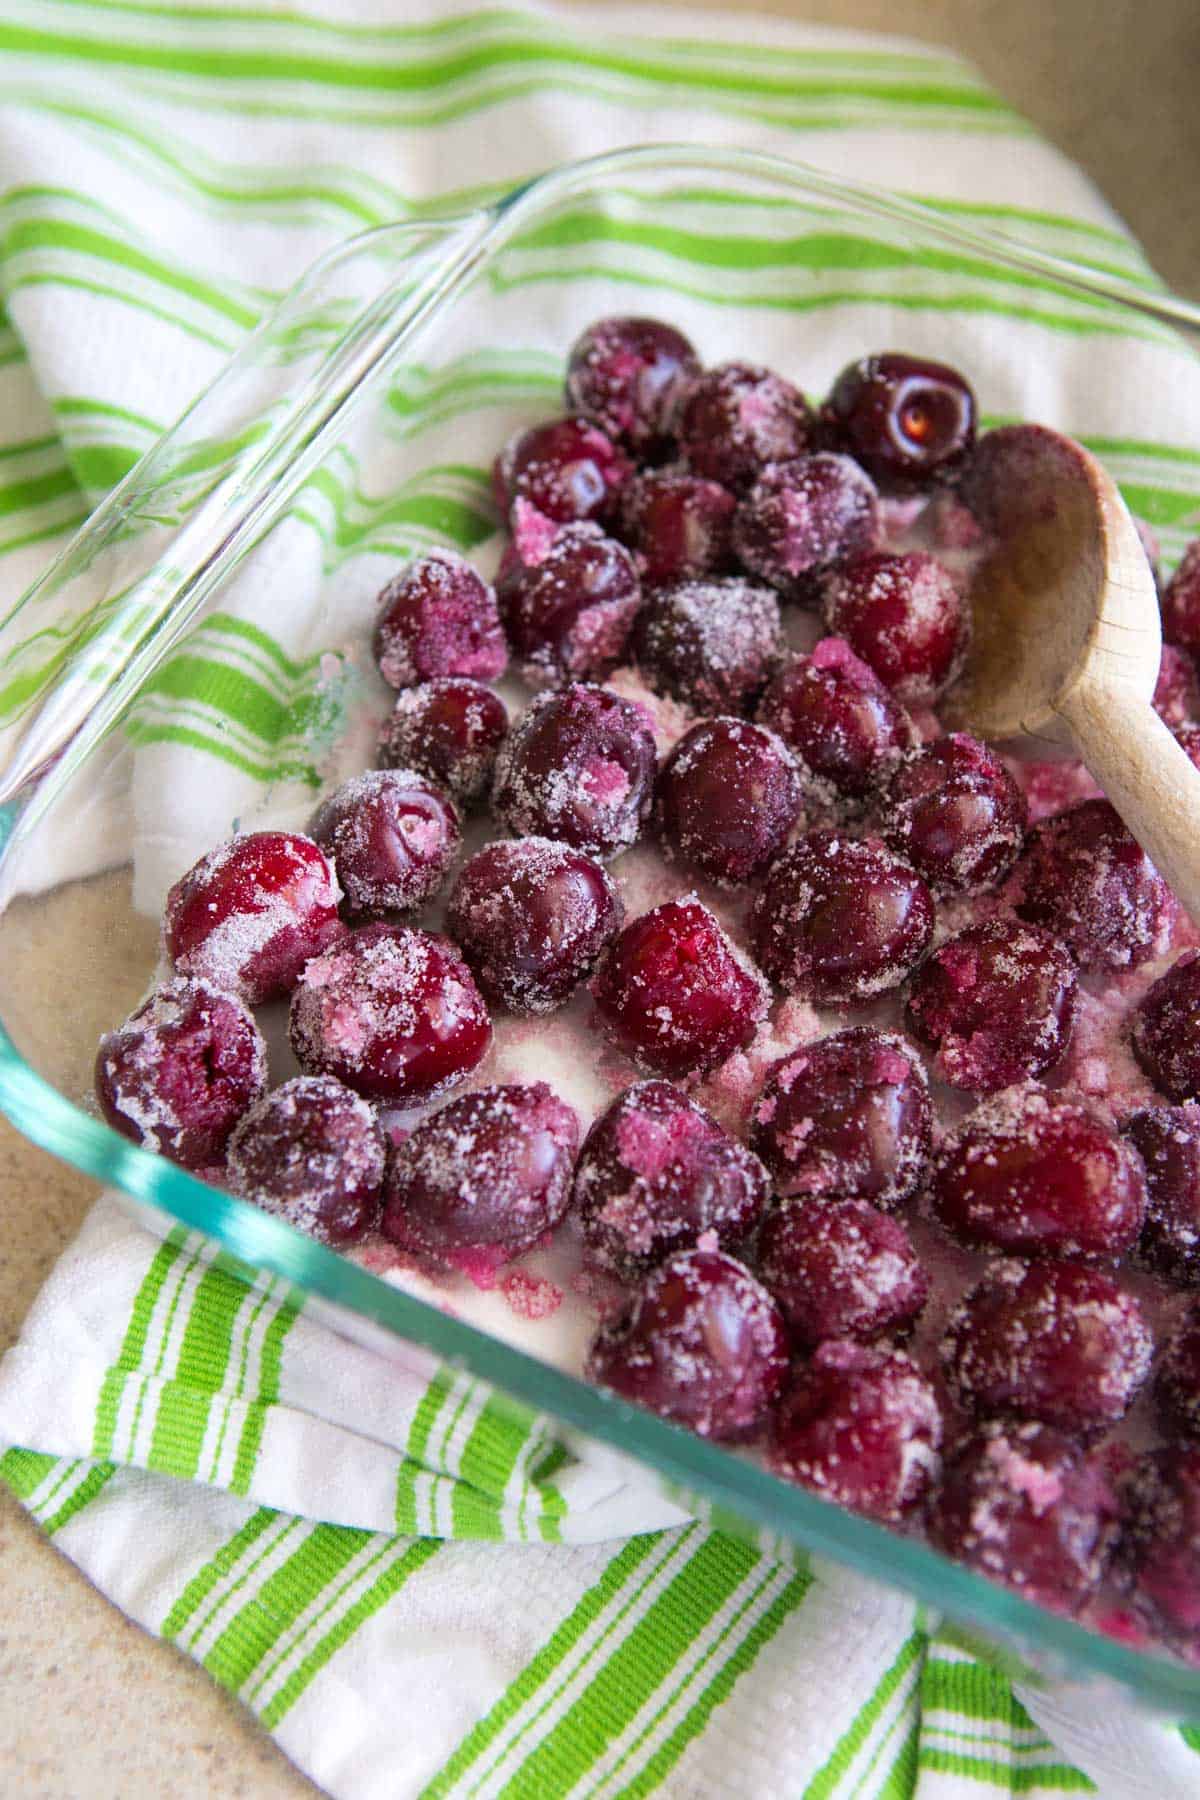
left=3, top=143, right=1200, bottom=1723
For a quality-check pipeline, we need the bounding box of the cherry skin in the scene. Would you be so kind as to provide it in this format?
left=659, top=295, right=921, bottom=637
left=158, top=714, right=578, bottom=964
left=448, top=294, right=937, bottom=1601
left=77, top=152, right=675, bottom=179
left=1122, top=1105, right=1200, bottom=1284
left=880, top=733, right=1027, bottom=896
left=377, top=678, right=508, bottom=809
left=493, top=415, right=631, bottom=526
left=1120, top=1446, right=1200, bottom=1656
left=164, top=830, right=343, bottom=1005
left=445, top=836, right=622, bottom=1014
left=586, top=1247, right=789, bottom=1440
left=372, top=550, right=506, bottom=690
left=1155, top=1302, right=1200, bottom=1440
left=823, top=352, right=976, bottom=486
left=1132, top=952, right=1200, bottom=1101
left=674, top=361, right=812, bottom=492
left=756, top=638, right=917, bottom=810
left=751, top=1026, right=932, bottom=1206
left=573, top=1080, right=770, bottom=1277
left=905, top=918, right=1077, bottom=1094
left=564, top=315, right=700, bottom=455
left=619, top=470, right=736, bottom=586
left=95, top=976, right=267, bottom=1173
left=653, top=717, right=803, bottom=886
left=930, top=1084, right=1146, bottom=1260
left=757, top=1198, right=928, bottom=1349
left=309, top=769, right=460, bottom=916
left=1153, top=642, right=1200, bottom=727
left=1017, top=799, right=1168, bottom=973
left=631, top=576, right=783, bottom=716
left=226, top=1075, right=386, bottom=1246
left=491, top=682, right=657, bottom=860
left=732, top=453, right=879, bottom=600
left=496, top=522, right=641, bottom=688
left=592, top=896, right=769, bottom=1080
left=1161, top=540, right=1200, bottom=655
left=822, top=550, right=968, bottom=704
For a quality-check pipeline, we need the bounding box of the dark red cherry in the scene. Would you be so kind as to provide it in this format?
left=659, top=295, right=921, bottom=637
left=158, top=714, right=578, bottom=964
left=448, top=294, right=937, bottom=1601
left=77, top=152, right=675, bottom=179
left=732, top=454, right=879, bottom=601
left=95, top=976, right=267, bottom=1173
left=309, top=769, right=460, bottom=916
left=445, top=836, right=622, bottom=1014
left=1156, top=1302, right=1200, bottom=1439
left=1122, top=1105, right=1200, bottom=1283
left=164, top=830, right=343, bottom=1005
left=1120, top=1446, right=1200, bottom=1655
left=1017, top=799, right=1168, bottom=973
left=226, top=1075, right=386, bottom=1245
left=1161, top=541, right=1200, bottom=655
left=493, top=415, right=631, bottom=526
left=1132, top=952, right=1200, bottom=1101
left=574, top=1080, right=769, bottom=1277
left=619, top=470, right=736, bottom=586
left=1153, top=643, right=1200, bottom=727
left=372, top=550, right=506, bottom=690
left=565, top=316, right=700, bottom=454
left=631, top=576, right=783, bottom=716
left=674, top=362, right=812, bottom=492
left=822, top=551, right=968, bottom=704
left=1177, top=721, right=1200, bottom=774
left=757, top=1198, right=927, bottom=1348
left=592, top=896, right=769, bottom=1079
left=756, top=638, right=917, bottom=809
left=653, top=717, right=803, bottom=886
left=586, top=1247, right=788, bottom=1440
left=377, top=678, right=508, bottom=809
left=496, top=522, right=641, bottom=688
left=880, top=734, right=1026, bottom=895
left=492, top=682, right=656, bottom=860
left=823, top=353, right=976, bottom=487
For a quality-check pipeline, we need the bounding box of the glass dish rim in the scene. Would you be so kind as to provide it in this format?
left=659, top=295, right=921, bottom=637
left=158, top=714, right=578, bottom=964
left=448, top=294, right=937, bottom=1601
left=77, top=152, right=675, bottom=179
left=3, top=141, right=1200, bottom=1714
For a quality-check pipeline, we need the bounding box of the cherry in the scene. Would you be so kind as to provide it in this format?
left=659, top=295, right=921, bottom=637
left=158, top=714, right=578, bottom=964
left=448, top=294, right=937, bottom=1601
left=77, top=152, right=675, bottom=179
left=823, top=352, right=976, bottom=486
left=381, top=1083, right=579, bottom=1280
left=1153, top=643, right=1200, bottom=727
left=751, top=829, right=934, bottom=1002
left=619, top=470, right=736, bottom=586
left=564, top=315, right=700, bottom=455
left=631, top=576, right=783, bottom=716
left=1122, top=1105, right=1200, bottom=1284
left=653, top=717, right=803, bottom=886
left=770, top=1341, right=942, bottom=1523
left=492, top=682, right=656, bottom=860
left=95, top=976, right=267, bottom=1173
left=493, top=415, right=631, bottom=526
left=880, top=734, right=1027, bottom=896
left=164, top=830, right=343, bottom=1006
left=586, top=1246, right=788, bottom=1440
left=931, top=1085, right=1146, bottom=1261
left=574, top=1080, right=769, bottom=1277
left=377, top=678, right=508, bottom=808
left=1161, top=540, right=1200, bottom=655
left=905, top=919, right=1077, bottom=1094
left=372, top=550, right=506, bottom=690
left=592, top=896, right=769, bottom=1079
left=929, top=1422, right=1119, bottom=1615
left=1018, top=799, right=1168, bottom=973
left=1120, top=1446, right=1200, bottom=1655
left=732, top=453, right=879, bottom=600
left=757, top=1198, right=928, bottom=1349
left=289, top=923, right=491, bottom=1106
left=309, top=769, right=460, bottom=916
left=756, top=638, right=917, bottom=809
left=1156, top=1303, right=1200, bottom=1439
left=822, top=551, right=968, bottom=703
left=940, top=1260, right=1152, bottom=1433
left=674, top=362, right=812, bottom=492
left=446, top=836, right=622, bottom=1014
left=1132, top=952, right=1200, bottom=1101
left=226, top=1075, right=386, bottom=1246
left=496, top=522, right=641, bottom=687
left=751, top=1026, right=932, bottom=1206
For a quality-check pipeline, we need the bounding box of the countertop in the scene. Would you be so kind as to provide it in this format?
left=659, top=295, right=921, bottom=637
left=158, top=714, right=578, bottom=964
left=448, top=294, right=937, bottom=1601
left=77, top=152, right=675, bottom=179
left=3, top=2, right=1199, bottom=1794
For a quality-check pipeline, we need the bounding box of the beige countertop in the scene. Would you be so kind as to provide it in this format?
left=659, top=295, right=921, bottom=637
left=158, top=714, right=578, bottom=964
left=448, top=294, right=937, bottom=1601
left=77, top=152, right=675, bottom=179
left=3, top=3, right=1199, bottom=1794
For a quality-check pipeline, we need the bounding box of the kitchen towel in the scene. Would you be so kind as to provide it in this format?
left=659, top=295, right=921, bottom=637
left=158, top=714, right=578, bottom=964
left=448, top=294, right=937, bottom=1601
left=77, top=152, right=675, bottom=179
left=2, top=3, right=1200, bottom=1796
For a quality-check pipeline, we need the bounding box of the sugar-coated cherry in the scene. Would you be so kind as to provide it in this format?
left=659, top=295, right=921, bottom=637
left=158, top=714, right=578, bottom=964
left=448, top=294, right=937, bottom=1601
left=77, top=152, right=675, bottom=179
left=496, top=522, right=641, bottom=688
left=593, top=896, right=769, bottom=1079
left=164, top=830, right=343, bottom=1005
left=289, top=923, right=491, bottom=1105
left=631, top=576, right=783, bottom=716
left=732, top=453, right=879, bottom=600
left=823, top=353, right=976, bottom=486
left=1132, top=952, right=1200, bottom=1101
left=372, top=550, right=506, bottom=690
left=377, top=678, right=508, bottom=808
left=226, top=1075, right=385, bottom=1245
left=940, top=1260, right=1152, bottom=1433
left=1153, top=643, right=1200, bottom=727
left=619, top=470, right=736, bottom=586
left=565, top=316, right=701, bottom=455
left=905, top=919, right=1077, bottom=1094
left=1122, top=1105, right=1200, bottom=1284
left=95, top=976, right=267, bottom=1172
left=770, top=1340, right=942, bottom=1523
left=492, top=682, right=656, bottom=860
left=674, top=362, right=812, bottom=493
left=751, top=1026, right=931, bottom=1206
left=653, top=717, right=803, bottom=886
left=381, top=1083, right=579, bottom=1280
left=929, top=1422, right=1119, bottom=1616
left=493, top=415, right=631, bottom=526
left=586, top=1246, right=788, bottom=1440
left=758, top=1198, right=928, bottom=1349
left=574, top=1080, right=770, bottom=1277
left=880, top=734, right=1026, bottom=896
left=309, top=769, right=460, bottom=916
left=446, top=836, right=622, bottom=1014
left=1156, top=1303, right=1200, bottom=1439
left=1120, top=1446, right=1200, bottom=1655
left=751, top=829, right=934, bottom=1002
left=1177, top=721, right=1200, bottom=774
left=931, top=1085, right=1146, bottom=1261
left=756, top=638, right=917, bottom=809
left=822, top=551, right=968, bottom=703
left=1018, top=799, right=1168, bottom=973
left=1161, top=541, right=1200, bottom=655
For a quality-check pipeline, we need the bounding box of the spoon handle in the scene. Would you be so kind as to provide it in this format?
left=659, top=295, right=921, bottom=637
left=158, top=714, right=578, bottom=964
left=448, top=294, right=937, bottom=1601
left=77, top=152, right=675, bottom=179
left=1060, top=680, right=1200, bottom=926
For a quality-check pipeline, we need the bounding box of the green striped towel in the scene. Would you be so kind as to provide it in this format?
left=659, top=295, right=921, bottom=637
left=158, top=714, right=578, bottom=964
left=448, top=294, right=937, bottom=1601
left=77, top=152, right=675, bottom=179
left=2, top=2, right=1200, bottom=1794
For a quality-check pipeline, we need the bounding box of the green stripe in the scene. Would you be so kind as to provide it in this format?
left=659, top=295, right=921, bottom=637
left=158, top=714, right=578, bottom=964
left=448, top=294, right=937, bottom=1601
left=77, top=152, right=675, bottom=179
left=880, top=1717, right=922, bottom=1799
left=161, top=1504, right=278, bottom=1642
left=916, top=1749, right=1095, bottom=1792
left=92, top=1236, right=185, bottom=1458
left=0, top=1447, right=60, bottom=1501
left=230, top=1291, right=301, bottom=1496
left=200, top=1521, right=370, bottom=1690
left=804, top=1631, right=925, bottom=1799
left=42, top=1459, right=118, bottom=1535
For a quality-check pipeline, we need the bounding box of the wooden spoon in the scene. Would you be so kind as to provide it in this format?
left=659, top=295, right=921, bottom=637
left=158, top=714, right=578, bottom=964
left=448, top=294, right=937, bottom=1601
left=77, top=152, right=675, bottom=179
left=941, top=423, right=1200, bottom=924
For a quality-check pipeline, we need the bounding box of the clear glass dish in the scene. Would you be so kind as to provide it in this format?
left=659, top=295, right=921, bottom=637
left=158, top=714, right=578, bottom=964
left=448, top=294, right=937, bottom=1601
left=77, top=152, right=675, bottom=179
left=4, top=143, right=1200, bottom=1720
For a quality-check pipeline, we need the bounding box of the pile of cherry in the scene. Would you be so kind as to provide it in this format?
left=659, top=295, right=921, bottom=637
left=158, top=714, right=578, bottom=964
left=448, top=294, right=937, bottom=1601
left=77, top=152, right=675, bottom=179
left=93, top=315, right=1200, bottom=1658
